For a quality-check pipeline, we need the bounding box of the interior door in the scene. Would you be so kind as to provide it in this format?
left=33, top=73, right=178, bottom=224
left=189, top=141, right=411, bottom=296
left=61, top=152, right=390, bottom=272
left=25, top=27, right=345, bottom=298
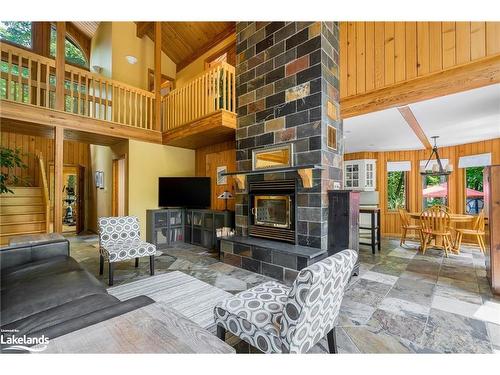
left=112, top=156, right=126, bottom=216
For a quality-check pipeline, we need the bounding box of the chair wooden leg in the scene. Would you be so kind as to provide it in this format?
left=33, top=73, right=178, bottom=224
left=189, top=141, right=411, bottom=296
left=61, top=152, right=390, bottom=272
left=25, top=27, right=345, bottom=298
left=327, top=327, right=338, bottom=354
left=400, top=228, right=406, bottom=247
left=135, top=258, right=139, bottom=268
left=216, top=324, right=226, bottom=341
left=476, top=234, right=484, bottom=253
left=108, top=262, right=114, bottom=286
left=455, top=232, right=463, bottom=253
left=99, top=255, right=104, bottom=275
left=421, top=233, right=429, bottom=254
left=149, top=255, right=155, bottom=276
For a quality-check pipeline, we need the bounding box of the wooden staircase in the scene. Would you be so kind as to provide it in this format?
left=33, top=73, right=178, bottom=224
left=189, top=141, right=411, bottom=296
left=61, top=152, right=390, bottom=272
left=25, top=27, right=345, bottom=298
left=0, top=154, right=50, bottom=246
left=0, top=187, right=48, bottom=245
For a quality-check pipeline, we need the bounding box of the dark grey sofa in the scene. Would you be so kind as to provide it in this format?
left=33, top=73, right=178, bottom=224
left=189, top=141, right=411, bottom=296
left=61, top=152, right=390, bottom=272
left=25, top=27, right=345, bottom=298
left=0, top=237, right=153, bottom=348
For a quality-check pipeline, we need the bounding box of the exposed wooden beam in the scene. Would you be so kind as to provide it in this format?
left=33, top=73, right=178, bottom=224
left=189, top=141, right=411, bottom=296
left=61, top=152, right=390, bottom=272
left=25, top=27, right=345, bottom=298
left=136, top=22, right=153, bottom=38
left=176, top=25, right=236, bottom=72
left=154, top=22, right=162, bottom=132
left=0, top=100, right=162, bottom=144
left=55, top=22, right=66, bottom=111
left=54, top=126, right=64, bottom=233
left=397, top=106, right=433, bottom=149
left=341, top=54, right=500, bottom=118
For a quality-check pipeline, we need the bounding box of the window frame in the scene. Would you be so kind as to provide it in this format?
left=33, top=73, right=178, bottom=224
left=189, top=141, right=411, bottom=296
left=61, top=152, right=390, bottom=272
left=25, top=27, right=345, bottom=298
left=464, top=166, right=485, bottom=215
left=49, top=25, right=89, bottom=69
left=387, top=170, right=409, bottom=211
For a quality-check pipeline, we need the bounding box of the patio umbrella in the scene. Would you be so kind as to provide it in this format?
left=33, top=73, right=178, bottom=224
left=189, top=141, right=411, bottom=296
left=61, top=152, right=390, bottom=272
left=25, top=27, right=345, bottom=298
left=422, top=183, right=484, bottom=198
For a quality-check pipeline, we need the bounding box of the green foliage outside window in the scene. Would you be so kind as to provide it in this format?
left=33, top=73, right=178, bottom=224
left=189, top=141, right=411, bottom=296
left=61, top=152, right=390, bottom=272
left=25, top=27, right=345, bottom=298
left=0, top=21, right=32, bottom=48
left=50, top=26, right=87, bottom=67
left=387, top=171, right=406, bottom=210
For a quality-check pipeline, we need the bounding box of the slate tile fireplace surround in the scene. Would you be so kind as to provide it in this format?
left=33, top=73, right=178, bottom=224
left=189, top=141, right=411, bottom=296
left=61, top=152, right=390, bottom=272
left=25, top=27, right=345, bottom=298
left=222, top=21, right=344, bottom=279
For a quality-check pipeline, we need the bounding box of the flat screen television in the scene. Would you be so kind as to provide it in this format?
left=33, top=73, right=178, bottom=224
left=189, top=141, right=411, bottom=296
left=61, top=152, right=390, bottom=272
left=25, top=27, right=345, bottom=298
left=158, top=177, right=211, bottom=208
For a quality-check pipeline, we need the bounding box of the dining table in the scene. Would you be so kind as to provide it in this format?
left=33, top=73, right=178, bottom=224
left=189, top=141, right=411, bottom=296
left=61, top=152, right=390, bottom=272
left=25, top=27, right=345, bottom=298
left=408, top=212, right=475, bottom=252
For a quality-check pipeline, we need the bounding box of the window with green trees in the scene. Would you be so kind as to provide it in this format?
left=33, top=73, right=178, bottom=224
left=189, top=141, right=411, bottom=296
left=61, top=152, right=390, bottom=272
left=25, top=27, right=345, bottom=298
left=465, top=166, right=484, bottom=214
left=49, top=26, right=87, bottom=67
left=0, top=21, right=33, bottom=48
left=422, top=175, right=448, bottom=208
left=387, top=171, right=407, bottom=210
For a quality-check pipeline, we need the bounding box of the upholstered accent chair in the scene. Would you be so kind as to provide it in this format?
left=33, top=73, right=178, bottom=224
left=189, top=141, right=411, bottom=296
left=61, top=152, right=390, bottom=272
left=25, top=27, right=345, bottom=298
left=98, top=216, right=156, bottom=286
left=214, top=249, right=358, bottom=353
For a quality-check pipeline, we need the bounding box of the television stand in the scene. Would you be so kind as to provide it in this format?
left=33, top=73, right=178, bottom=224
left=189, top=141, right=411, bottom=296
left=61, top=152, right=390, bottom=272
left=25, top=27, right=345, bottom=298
left=146, top=208, right=234, bottom=251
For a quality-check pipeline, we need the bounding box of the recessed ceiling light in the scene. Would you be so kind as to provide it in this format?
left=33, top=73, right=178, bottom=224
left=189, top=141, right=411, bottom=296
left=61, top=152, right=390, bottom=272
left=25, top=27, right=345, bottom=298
left=125, top=55, right=138, bottom=65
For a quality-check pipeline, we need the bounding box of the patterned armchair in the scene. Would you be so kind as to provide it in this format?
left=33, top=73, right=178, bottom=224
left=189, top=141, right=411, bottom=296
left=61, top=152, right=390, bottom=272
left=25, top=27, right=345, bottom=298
left=214, top=249, right=357, bottom=353
left=98, top=216, right=156, bottom=286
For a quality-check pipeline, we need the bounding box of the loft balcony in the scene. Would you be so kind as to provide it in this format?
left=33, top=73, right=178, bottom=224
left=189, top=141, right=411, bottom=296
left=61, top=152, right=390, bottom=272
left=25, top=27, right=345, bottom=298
left=161, top=62, right=236, bottom=149
left=0, top=43, right=236, bottom=146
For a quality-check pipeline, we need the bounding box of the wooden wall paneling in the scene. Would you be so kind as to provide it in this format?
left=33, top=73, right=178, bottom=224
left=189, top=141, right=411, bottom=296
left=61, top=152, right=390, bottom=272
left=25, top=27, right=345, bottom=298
left=471, top=22, right=486, bottom=60
left=347, top=22, right=357, bottom=96
left=442, top=22, right=456, bottom=69
left=374, top=22, right=385, bottom=89
left=394, top=22, right=406, bottom=82
left=486, top=22, right=500, bottom=55
left=456, top=22, right=471, bottom=65
left=429, top=22, right=443, bottom=73
left=384, top=22, right=395, bottom=85
left=340, top=22, right=348, bottom=98
left=356, top=22, right=366, bottom=94
left=365, top=22, right=375, bottom=91
left=405, top=22, right=418, bottom=80
left=417, top=22, right=430, bottom=76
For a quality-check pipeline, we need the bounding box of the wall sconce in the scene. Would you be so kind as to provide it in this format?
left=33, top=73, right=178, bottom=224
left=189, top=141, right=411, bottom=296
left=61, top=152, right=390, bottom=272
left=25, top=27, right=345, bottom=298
left=125, top=55, right=138, bottom=65
left=92, top=65, right=103, bottom=74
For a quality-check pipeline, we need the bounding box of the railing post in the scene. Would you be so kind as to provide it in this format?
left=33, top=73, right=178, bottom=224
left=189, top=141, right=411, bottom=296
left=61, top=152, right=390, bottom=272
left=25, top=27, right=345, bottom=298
left=55, top=22, right=66, bottom=111
left=54, top=127, right=64, bottom=233
left=154, top=22, right=162, bottom=131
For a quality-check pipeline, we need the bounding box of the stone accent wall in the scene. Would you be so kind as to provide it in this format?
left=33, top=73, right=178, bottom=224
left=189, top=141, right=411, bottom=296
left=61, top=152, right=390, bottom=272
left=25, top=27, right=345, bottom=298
left=235, top=22, right=343, bottom=250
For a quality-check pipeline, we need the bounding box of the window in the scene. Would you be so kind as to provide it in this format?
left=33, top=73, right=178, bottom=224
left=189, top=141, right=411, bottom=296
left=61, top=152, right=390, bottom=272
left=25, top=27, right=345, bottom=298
left=422, top=175, right=448, bottom=209
left=49, top=26, right=87, bottom=67
left=387, top=171, right=407, bottom=210
left=0, top=21, right=32, bottom=49
left=345, top=163, right=359, bottom=188
left=465, top=166, right=484, bottom=214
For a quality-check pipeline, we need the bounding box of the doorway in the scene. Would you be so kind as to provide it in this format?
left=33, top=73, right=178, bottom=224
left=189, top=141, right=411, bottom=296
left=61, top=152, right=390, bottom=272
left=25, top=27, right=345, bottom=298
left=112, top=156, right=126, bottom=216
left=49, top=164, right=85, bottom=233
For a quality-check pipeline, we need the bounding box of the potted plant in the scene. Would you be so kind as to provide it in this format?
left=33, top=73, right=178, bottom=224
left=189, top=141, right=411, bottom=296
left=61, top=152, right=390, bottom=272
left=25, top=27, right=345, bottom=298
left=0, top=146, right=29, bottom=194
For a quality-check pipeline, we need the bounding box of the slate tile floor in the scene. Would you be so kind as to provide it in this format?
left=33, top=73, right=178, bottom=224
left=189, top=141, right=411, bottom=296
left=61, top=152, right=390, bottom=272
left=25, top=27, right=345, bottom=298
left=68, top=234, right=500, bottom=354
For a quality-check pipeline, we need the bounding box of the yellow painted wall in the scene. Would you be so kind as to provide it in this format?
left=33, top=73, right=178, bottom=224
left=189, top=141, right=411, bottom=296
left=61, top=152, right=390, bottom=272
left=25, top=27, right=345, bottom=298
left=88, top=145, right=113, bottom=232
left=128, top=140, right=195, bottom=238
left=111, top=22, right=176, bottom=90
left=90, top=22, right=112, bottom=78
left=175, top=34, right=235, bottom=88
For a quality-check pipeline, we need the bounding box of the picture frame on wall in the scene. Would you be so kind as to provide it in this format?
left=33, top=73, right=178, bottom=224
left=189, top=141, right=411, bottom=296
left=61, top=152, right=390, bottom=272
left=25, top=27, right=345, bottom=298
left=95, top=171, right=104, bottom=189
left=216, top=166, right=227, bottom=185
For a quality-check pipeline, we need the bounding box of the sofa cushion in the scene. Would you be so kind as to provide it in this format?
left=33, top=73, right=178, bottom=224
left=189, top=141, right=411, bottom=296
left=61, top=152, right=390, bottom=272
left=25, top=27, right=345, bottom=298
left=1, top=256, right=82, bottom=291
left=1, top=268, right=106, bottom=326
left=1, top=293, right=120, bottom=334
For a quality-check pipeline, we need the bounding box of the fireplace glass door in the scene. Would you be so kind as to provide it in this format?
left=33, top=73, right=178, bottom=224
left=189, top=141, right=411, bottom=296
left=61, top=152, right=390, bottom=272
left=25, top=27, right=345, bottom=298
left=253, top=195, right=291, bottom=229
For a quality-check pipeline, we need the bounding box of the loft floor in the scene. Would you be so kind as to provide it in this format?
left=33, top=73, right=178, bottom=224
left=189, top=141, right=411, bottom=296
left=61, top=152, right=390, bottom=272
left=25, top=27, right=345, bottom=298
left=68, top=234, right=500, bottom=354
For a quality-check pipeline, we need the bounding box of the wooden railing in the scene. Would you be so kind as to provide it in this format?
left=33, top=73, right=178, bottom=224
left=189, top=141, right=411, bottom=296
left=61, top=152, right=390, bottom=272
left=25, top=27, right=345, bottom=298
left=36, top=153, right=50, bottom=233
left=161, top=62, right=236, bottom=131
left=1, top=43, right=156, bottom=130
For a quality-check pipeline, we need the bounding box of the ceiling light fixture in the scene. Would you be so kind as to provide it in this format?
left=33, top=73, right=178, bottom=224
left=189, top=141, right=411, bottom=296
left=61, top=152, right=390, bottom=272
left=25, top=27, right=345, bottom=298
left=125, top=55, right=138, bottom=65
left=420, top=136, right=453, bottom=177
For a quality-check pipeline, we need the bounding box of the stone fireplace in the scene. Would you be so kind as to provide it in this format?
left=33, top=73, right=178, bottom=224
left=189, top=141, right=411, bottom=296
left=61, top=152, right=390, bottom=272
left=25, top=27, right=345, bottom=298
left=220, top=22, right=344, bottom=283
left=234, top=21, right=343, bottom=249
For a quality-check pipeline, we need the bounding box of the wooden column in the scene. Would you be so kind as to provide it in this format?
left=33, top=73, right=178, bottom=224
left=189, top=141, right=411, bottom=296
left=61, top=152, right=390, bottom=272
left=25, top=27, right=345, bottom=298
left=54, top=127, right=64, bottom=233
left=55, top=22, right=66, bottom=111
left=154, top=22, right=162, bottom=131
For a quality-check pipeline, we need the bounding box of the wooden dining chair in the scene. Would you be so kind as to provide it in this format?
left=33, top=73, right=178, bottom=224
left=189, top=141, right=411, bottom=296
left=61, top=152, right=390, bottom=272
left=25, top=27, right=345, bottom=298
left=454, top=211, right=486, bottom=253
left=430, top=205, right=452, bottom=214
left=420, top=208, right=453, bottom=257
left=398, top=208, right=420, bottom=247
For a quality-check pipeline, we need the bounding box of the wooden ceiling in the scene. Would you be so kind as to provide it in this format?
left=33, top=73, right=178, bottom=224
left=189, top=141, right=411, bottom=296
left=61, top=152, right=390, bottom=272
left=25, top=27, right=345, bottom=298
left=136, top=22, right=235, bottom=72
left=71, top=22, right=101, bottom=39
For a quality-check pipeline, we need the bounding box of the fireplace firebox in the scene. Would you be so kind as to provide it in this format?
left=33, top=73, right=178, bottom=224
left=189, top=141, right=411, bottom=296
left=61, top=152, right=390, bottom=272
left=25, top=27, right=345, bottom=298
left=248, top=180, right=296, bottom=243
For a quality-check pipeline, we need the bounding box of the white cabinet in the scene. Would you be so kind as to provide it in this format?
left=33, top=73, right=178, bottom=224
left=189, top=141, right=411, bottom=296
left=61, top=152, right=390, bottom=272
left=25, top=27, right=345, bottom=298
left=344, top=159, right=376, bottom=191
